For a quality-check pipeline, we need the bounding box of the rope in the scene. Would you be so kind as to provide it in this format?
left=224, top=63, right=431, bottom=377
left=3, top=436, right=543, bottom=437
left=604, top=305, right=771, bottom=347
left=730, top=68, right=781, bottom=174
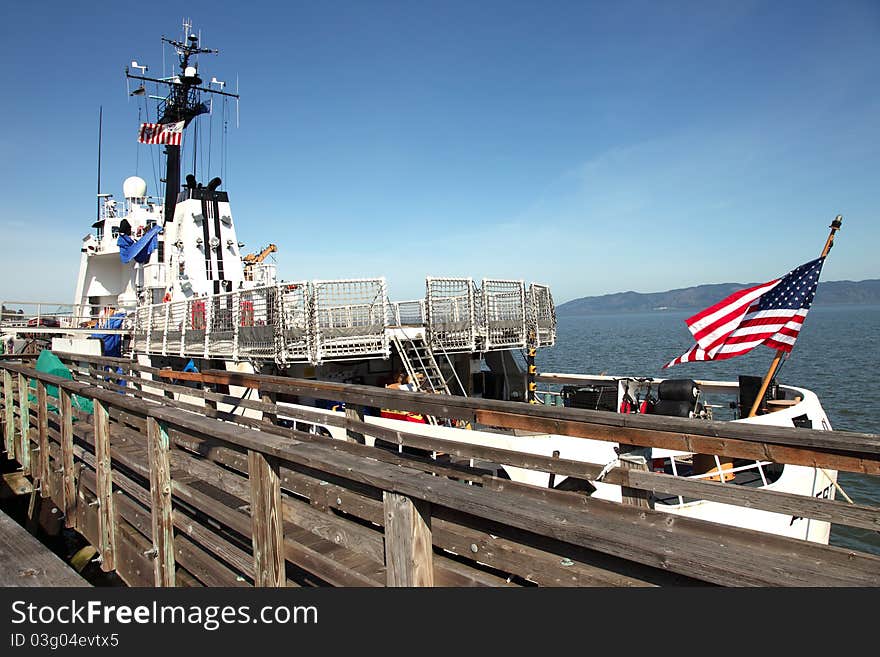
left=821, top=468, right=855, bottom=504
left=595, top=458, right=619, bottom=482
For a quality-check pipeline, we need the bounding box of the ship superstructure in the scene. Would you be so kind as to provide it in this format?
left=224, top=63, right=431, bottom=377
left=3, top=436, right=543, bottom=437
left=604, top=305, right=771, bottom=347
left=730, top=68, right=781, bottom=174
left=63, top=23, right=556, bottom=402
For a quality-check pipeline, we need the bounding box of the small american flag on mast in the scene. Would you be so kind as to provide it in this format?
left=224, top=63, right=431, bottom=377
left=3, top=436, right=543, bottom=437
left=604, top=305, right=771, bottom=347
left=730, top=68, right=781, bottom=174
left=664, top=257, right=825, bottom=368
left=138, top=121, right=185, bottom=146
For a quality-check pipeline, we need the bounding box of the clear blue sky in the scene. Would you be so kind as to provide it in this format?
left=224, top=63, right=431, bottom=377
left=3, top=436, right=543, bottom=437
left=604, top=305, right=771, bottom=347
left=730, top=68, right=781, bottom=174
left=1, top=1, right=877, bottom=304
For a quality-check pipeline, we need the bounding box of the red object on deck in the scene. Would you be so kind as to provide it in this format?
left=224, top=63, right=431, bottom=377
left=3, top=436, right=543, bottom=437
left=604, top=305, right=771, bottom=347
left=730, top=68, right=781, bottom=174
left=380, top=410, right=428, bottom=424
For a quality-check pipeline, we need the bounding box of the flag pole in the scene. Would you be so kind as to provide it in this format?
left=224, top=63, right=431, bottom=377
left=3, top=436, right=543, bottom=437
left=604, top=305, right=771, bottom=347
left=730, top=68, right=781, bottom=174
left=747, top=215, right=843, bottom=417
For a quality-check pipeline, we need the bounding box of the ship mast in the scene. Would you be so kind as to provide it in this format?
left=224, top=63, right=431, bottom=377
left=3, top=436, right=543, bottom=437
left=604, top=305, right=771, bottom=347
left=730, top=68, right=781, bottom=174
left=125, top=25, right=239, bottom=223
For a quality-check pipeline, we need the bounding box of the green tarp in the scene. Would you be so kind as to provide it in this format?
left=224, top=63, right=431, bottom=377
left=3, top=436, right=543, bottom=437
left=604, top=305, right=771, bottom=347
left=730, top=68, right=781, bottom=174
left=29, top=350, right=94, bottom=415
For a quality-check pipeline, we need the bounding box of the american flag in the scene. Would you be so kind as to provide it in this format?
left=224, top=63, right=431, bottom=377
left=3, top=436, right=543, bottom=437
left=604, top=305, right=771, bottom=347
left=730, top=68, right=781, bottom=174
left=138, top=121, right=185, bottom=146
left=664, top=257, right=825, bottom=368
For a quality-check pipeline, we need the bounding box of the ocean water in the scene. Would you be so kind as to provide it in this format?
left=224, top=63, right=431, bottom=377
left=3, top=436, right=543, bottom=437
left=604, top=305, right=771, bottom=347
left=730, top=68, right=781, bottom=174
left=536, top=304, right=880, bottom=556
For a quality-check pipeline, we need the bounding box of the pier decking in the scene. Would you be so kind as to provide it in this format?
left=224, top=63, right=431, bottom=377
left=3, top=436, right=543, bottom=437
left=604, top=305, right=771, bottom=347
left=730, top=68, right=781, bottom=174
left=0, top=509, right=88, bottom=586
left=1, top=351, right=879, bottom=587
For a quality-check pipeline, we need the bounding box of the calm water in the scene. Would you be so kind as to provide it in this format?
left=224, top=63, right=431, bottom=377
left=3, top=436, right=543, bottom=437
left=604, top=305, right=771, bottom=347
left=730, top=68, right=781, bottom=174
left=536, top=304, right=880, bottom=556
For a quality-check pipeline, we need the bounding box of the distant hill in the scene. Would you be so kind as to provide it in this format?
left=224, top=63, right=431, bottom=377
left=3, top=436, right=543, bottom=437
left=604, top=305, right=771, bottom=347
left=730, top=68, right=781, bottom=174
left=556, top=279, right=880, bottom=315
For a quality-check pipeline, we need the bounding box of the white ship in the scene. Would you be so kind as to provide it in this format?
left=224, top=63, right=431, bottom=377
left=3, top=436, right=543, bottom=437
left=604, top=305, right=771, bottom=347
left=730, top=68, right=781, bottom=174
left=0, top=22, right=840, bottom=545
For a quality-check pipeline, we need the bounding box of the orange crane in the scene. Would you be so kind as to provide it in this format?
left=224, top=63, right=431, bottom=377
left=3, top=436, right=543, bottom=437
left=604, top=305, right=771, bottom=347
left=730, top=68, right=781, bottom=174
left=243, top=243, right=277, bottom=281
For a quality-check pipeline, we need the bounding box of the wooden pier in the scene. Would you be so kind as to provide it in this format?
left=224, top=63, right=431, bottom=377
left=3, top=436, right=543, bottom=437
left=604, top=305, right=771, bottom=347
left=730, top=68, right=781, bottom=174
left=0, top=509, right=89, bottom=587
left=1, top=351, right=879, bottom=587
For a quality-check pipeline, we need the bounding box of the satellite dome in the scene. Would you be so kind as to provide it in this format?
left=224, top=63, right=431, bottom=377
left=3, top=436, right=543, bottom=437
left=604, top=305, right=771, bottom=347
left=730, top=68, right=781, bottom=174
left=123, top=176, right=147, bottom=199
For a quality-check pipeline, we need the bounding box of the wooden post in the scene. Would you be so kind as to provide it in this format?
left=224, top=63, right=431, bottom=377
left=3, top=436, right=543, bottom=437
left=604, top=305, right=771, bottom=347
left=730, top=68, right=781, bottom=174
left=618, top=445, right=652, bottom=509
left=147, top=417, right=176, bottom=587
left=59, top=389, right=76, bottom=530
left=261, top=389, right=278, bottom=425
left=247, top=450, right=285, bottom=587
left=3, top=371, right=13, bottom=458
left=748, top=216, right=842, bottom=418
left=204, top=387, right=217, bottom=417
left=17, top=373, right=30, bottom=474
left=383, top=492, right=434, bottom=587
left=345, top=405, right=365, bottom=444
left=0, top=370, right=5, bottom=454
left=94, top=399, right=116, bottom=571
left=36, top=381, right=50, bottom=498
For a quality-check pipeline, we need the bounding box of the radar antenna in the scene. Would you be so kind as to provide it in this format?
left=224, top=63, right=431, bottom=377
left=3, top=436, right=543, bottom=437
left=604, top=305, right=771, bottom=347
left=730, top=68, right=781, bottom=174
left=125, top=25, right=239, bottom=224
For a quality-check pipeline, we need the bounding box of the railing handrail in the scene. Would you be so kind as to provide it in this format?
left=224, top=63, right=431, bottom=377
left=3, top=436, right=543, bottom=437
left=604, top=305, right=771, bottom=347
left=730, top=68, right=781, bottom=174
left=18, top=354, right=880, bottom=477
left=3, top=356, right=879, bottom=587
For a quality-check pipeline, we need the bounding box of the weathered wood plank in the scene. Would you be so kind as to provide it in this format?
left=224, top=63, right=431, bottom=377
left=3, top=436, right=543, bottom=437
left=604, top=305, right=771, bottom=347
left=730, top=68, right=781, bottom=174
left=36, top=381, right=50, bottom=498
left=248, top=450, right=285, bottom=587
left=0, top=509, right=89, bottom=587
left=618, top=445, right=651, bottom=508
left=59, top=389, right=77, bottom=530
left=147, top=406, right=880, bottom=586
left=4, top=370, right=14, bottom=458
left=344, top=405, right=365, bottom=444
left=17, top=373, right=30, bottom=473
left=93, top=399, right=116, bottom=571
left=197, top=367, right=880, bottom=454
left=147, top=417, right=176, bottom=586
left=12, top=359, right=880, bottom=476
left=383, top=492, right=433, bottom=587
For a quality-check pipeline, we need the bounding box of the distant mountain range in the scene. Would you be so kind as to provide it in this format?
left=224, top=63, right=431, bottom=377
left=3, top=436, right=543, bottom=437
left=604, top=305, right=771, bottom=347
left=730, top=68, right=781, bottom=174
left=556, top=279, right=880, bottom=315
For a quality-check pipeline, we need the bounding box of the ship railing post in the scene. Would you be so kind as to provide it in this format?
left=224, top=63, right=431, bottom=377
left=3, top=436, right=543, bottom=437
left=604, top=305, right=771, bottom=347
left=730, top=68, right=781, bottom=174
left=4, top=370, right=14, bottom=459
left=162, top=301, right=170, bottom=356
left=17, top=373, right=30, bottom=474
left=203, top=296, right=212, bottom=359
left=36, top=380, right=50, bottom=498
left=59, top=388, right=76, bottom=530
left=274, top=283, right=286, bottom=364
left=470, top=278, right=478, bottom=351
left=146, top=417, right=176, bottom=586
left=247, top=449, right=285, bottom=587
left=383, top=491, right=434, bottom=587
left=146, top=302, right=153, bottom=355
left=94, top=398, right=117, bottom=571
left=481, top=282, right=491, bottom=350
left=379, top=277, right=390, bottom=356
left=179, top=300, right=187, bottom=358
left=232, top=291, right=240, bottom=362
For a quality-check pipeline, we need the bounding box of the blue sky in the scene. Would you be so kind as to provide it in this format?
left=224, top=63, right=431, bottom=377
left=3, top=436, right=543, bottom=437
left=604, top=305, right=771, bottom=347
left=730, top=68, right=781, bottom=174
left=1, top=1, right=878, bottom=304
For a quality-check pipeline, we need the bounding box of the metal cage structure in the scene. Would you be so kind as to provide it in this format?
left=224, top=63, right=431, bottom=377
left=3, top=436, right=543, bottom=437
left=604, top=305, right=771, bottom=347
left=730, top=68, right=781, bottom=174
left=312, top=278, right=389, bottom=363
left=528, top=283, right=557, bottom=348
left=129, top=275, right=555, bottom=364
left=481, top=279, right=528, bottom=350
left=425, top=277, right=477, bottom=353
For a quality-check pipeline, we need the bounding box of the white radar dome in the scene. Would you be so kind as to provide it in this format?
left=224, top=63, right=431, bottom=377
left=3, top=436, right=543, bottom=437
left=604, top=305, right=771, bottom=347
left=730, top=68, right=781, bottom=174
left=123, top=176, right=147, bottom=199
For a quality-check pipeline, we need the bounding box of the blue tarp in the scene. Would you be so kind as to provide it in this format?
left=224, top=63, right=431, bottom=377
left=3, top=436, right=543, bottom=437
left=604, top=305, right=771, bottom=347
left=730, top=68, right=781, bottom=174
left=118, top=225, right=162, bottom=264
left=91, top=312, right=126, bottom=357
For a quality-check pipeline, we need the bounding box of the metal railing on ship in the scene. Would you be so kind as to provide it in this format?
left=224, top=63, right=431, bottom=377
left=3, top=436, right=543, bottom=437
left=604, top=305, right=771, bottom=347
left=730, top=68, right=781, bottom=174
left=131, top=277, right=556, bottom=364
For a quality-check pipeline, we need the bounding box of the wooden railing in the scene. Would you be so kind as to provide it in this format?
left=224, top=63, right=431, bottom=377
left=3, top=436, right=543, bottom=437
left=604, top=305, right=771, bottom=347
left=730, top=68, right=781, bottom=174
left=1, top=352, right=879, bottom=587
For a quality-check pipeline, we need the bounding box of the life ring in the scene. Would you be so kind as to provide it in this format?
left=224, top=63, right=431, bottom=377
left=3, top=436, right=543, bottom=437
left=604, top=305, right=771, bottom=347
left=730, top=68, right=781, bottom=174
left=163, top=292, right=172, bottom=303
left=136, top=225, right=145, bottom=237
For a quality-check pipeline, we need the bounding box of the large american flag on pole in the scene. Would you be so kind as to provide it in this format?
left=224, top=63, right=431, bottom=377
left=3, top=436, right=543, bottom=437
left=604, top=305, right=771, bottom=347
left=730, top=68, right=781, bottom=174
left=663, top=257, right=825, bottom=368
left=138, top=121, right=185, bottom=146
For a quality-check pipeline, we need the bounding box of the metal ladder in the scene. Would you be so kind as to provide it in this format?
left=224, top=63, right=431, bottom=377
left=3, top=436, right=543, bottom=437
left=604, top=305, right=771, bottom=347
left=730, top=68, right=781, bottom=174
left=391, top=334, right=451, bottom=396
